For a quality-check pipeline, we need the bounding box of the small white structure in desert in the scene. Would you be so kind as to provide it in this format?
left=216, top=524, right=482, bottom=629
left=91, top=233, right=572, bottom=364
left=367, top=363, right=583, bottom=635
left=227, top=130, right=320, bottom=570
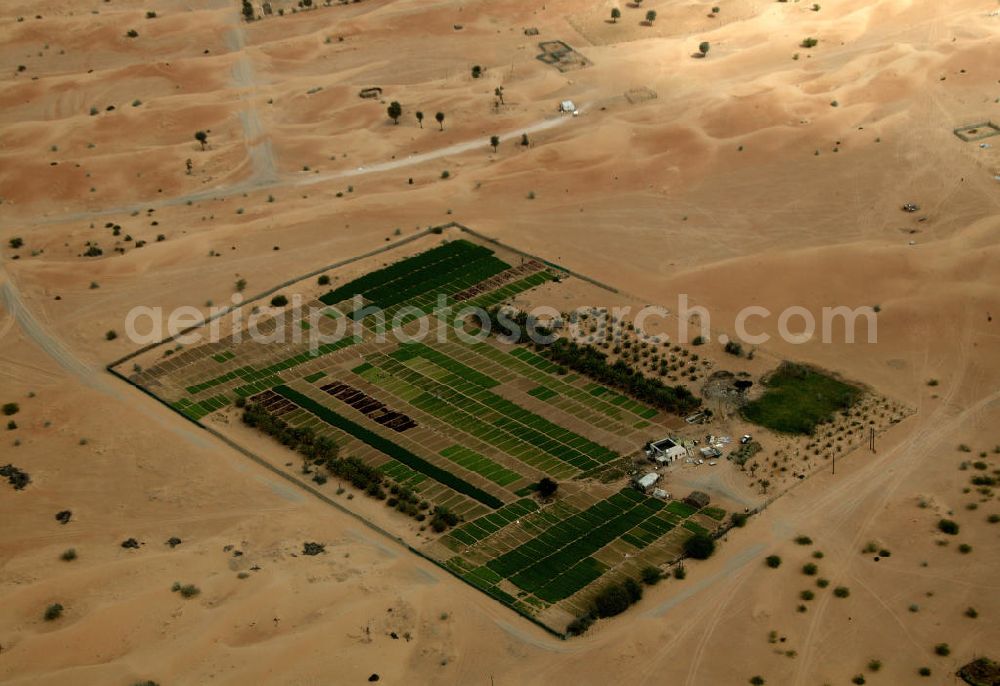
left=647, top=437, right=687, bottom=464
left=634, top=472, right=660, bottom=493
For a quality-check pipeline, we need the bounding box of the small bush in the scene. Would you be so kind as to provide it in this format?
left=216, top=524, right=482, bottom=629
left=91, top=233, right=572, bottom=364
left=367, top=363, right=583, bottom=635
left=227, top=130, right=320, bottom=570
left=964, top=606, right=978, bottom=618
left=105, top=330, right=118, bottom=341
left=802, top=563, right=818, bottom=576
left=958, top=543, right=972, bottom=554
left=918, top=667, right=931, bottom=677
left=683, top=532, right=716, bottom=559
left=794, top=535, right=813, bottom=545
left=801, top=37, right=819, bottom=48
left=937, top=519, right=959, bottom=535
left=852, top=676, right=865, bottom=685
left=43, top=603, right=64, bottom=621
left=61, top=548, right=77, bottom=561
left=765, top=555, right=782, bottom=568
left=173, top=583, right=200, bottom=598
left=3, top=403, right=20, bottom=416
left=270, top=294, right=288, bottom=307
left=833, top=586, right=850, bottom=598
left=816, top=578, right=829, bottom=588
left=868, top=659, right=882, bottom=672
left=800, top=590, right=814, bottom=601
left=318, top=274, right=330, bottom=286
left=440, top=170, right=450, bottom=179
left=933, top=643, right=950, bottom=656
left=641, top=566, right=662, bottom=585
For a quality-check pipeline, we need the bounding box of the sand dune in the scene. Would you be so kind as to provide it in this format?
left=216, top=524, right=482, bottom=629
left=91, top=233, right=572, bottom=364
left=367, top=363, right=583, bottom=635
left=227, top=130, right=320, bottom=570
left=1, top=0, right=999, bottom=683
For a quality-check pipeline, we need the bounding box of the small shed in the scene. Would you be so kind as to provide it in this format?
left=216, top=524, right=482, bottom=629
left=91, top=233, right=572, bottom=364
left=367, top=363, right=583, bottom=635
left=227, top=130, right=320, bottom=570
left=684, top=491, right=710, bottom=509
left=634, top=472, right=660, bottom=493
left=652, top=488, right=669, bottom=500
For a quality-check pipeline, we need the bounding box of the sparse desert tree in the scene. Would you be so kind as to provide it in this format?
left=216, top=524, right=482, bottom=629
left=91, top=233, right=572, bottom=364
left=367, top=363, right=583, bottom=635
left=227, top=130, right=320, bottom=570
left=387, top=101, right=402, bottom=125
left=471, top=65, right=482, bottom=79
left=435, top=112, right=445, bottom=131
left=521, top=133, right=530, bottom=146
left=490, top=135, right=500, bottom=152
left=611, top=8, right=621, bottom=23
left=494, top=86, right=505, bottom=105
left=43, top=603, right=64, bottom=621
left=415, top=111, right=424, bottom=128
left=699, top=42, right=711, bottom=56
left=9, top=237, right=23, bottom=249
left=645, top=10, right=657, bottom=25
left=683, top=532, right=715, bottom=559
left=194, top=131, right=208, bottom=150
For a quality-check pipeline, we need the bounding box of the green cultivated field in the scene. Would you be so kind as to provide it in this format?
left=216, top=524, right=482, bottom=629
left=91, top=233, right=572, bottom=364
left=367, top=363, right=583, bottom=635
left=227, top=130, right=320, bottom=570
left=742, top=362, right=861, bottom=435
left=119, top=236, right=724, bottom=634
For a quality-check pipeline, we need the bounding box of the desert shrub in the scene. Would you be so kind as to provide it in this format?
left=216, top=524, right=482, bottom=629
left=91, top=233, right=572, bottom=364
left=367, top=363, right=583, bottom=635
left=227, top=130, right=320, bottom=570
left=566, top=613, right=594, bottom=635
left=730, top=513, right=748, bottom=527
left=43, top=603, right=64, bottom=621
left=2, top=403, right=19, bottom=416
left=964, top=606, right=978, bottom=618
left=801, top=37, right=819, bottom=48
left=851, top=676, right=865, bottom=685
left=172, top=583, right=200, bottom=598
left=833, top=586, right=850, bottom=598
left=61, top=548, right=77, bottom=561
left=816, top=578, right=829, bottom=588
left=918, top=667, right=931, bottom=677
left=800, top=590, right=814, bottom=601
left=724, top=340, right=744, bottom=356
left=802, top=563, right=818, bottom=576
left=673, top=564, right=687, bottom=580
left=765, top=555, right=782, bottom=568
left=105, top=330, right=118, bottom=341
left=318, top=274, right=330, bottom=285
left=937, top=519, right=959, bottom=535
left=868, top=659, right=882, bottom=672
left=749, top=678, right=765, bottom=686
left=641, top=566, right=662, bottom=585
left=270, top=294, right=288, bottom=307
left=593, top=583, right=632, bottom=618
left=933, top=643, right=950, bottom=656
left=958, top=543, right=972, bottom=554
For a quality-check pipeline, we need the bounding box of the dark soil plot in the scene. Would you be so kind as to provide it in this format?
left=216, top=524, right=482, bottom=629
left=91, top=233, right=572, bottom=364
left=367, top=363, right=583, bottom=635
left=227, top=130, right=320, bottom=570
left=742, top=362, right=862, bottom=435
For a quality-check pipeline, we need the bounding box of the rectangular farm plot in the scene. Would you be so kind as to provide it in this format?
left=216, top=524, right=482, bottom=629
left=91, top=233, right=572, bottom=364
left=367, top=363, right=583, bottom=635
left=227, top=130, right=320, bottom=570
left=112, top=232, right=713, bottom=635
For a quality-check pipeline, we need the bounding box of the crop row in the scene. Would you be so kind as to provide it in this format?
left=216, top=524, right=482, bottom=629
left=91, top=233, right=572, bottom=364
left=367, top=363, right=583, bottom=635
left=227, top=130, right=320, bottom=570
left=360, top=252, right=510, bottom=311
left=391, top=343, right=500, bottom=388
left=486, top=489, right=649, bottom=580
left=446, top=498, right=540, bottom=546
left=318, top=240, right=492, bottom=306
left=185, top=337, right=357, bottom=396
left=440, top=445, right=524, bottom=487
left=372, top=355, right=616, bottom=471
left=273, top=385, right=504, bottom=509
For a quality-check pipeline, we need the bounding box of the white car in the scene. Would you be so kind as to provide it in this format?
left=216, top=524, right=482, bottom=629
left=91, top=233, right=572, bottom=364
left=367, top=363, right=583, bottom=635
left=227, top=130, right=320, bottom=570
left=741, top=434, right=752, bottom=444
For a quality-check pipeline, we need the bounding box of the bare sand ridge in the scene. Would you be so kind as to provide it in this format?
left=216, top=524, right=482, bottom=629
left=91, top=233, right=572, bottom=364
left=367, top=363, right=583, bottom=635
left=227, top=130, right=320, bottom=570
left=1, top=0, right=999, bottom=684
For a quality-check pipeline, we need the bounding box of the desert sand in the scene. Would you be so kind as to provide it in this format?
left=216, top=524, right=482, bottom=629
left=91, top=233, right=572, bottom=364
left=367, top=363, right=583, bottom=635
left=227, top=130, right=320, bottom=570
left=2, top=0, right=999, bottom=684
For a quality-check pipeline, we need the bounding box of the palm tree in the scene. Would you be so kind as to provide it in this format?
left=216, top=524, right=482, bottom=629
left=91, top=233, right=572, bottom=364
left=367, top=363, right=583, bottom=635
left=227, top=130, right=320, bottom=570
left=490, top=135, right=500, bottom=152
left=494, top=86, right=504, bottom=105
left=646, top=9, right=657, bottom=25
left=435, top=112, right=445, bottom=131
left=415, top=111, right=424, bottom=128
left=194, top=131, right=208, bottom=149
left=387, top=101, right=402, bottom=124
left=611, top=8, right=620, bottom=23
